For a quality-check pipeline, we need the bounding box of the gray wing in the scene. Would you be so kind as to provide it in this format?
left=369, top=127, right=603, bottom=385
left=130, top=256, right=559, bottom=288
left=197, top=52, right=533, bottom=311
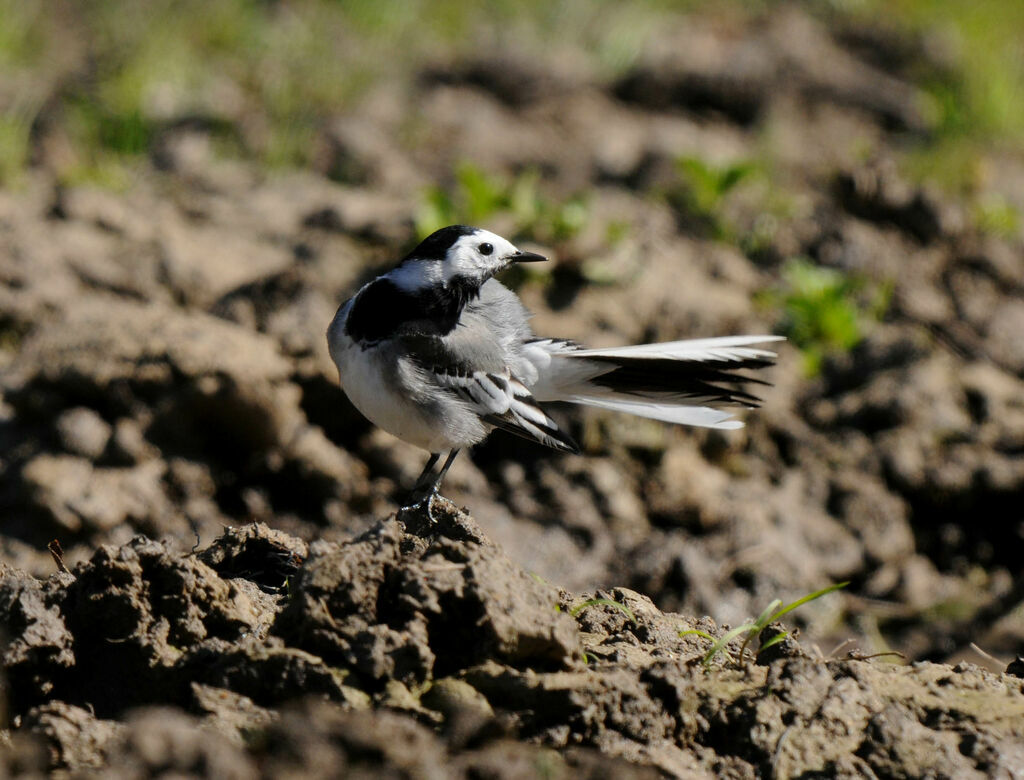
left=396, top=285, right=579, bottom=454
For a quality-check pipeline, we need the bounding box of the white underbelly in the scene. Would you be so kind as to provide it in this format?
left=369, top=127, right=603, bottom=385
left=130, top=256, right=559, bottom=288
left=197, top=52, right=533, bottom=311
left=332, top=336, right=487, bottom=453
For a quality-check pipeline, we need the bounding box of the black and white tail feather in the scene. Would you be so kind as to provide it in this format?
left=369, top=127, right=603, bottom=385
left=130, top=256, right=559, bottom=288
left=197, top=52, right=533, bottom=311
left=326, top=224, right=782, bottom=519
left=527, top=335, right=782, bottom=436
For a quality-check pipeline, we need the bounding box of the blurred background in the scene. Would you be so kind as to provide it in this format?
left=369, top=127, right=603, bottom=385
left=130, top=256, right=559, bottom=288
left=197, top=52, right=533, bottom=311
left=1, top=0, right=1023, bottom=668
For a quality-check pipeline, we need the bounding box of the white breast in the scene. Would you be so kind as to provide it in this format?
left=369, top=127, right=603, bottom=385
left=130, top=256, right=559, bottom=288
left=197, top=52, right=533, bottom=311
left=327, top=301, right=488, bottom=453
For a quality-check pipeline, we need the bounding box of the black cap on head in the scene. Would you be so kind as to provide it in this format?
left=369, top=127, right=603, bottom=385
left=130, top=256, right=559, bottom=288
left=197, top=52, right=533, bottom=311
left=404, top=225, right=478, bottom=262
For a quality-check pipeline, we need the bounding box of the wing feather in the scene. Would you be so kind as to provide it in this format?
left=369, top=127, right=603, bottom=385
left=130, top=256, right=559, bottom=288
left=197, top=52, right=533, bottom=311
left=401, top=331, right=579, bottom=454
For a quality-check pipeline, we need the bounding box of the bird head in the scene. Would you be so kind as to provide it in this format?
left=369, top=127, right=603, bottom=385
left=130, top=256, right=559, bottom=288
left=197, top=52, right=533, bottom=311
left=388, top=225, right=545, bottom=293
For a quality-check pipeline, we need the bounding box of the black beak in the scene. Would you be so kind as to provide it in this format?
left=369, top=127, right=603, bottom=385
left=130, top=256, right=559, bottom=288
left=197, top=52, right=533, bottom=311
left=510, top=250, right=547, bottom=264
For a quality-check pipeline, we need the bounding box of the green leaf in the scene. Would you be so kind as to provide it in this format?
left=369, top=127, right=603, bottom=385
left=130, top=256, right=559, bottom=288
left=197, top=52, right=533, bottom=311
left=569, top=598, right=636, bottom=623
left=684, top=582, right=847, bottom=667
left=756, top=630, right=791, bottom=655
left=738, top=598, right=782, bottom=660
left=751, top=599, right=783, bottom=631
left=702, top=623, right=757, bottom=665
left=769, top=581, right=848, bottom=624
left=678, top=628, right=719, bottom=642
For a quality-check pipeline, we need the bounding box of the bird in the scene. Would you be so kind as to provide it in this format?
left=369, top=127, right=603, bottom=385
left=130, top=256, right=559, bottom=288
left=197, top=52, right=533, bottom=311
left=327, top=225, right=782, bottom=520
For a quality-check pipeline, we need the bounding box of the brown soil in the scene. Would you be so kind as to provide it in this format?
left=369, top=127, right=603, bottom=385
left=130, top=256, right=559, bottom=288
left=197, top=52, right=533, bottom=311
left=2, top=6, right=1024, bottom=777
left=4, top=513, right=1024, bottom=777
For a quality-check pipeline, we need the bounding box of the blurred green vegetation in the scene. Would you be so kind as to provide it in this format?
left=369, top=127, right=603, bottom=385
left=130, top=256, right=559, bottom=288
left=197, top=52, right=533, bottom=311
left=0, top=0, right=676, bottom=185
left=972, top=193, right=1020, bottom=238
left=918, top=0, right=1024, bottom=139
left=416, top=162, right=588, bottom=245
left=0, top=108, right=32, bottom=184
left=1, top=0, right=1019, bottom=396
left=668, top=156, right=761, bottom=241
left=762, top=259, right=892, bottom=377
left=855, top=0, right=1024, bottom=194
left=0, top=0, right=1019, bottom=187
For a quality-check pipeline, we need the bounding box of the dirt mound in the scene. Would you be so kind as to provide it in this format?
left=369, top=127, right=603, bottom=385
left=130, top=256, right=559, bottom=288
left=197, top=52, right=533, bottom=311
left=2, top=7, right=1022, bottom=669
left=3, top=3, right=1024, bottom=775
left=3, top=513, right=1022, bottom=777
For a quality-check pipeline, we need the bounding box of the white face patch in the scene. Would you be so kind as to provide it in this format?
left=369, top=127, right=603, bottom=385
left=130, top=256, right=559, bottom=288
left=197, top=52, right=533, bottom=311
left=439, top=230, right=520, bottom=283
left=388, top=229, right=521, bottom=292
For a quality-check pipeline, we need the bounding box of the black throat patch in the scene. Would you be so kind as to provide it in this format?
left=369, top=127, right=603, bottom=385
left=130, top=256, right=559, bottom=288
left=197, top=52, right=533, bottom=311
left=345, top=274, right=482, bottom=344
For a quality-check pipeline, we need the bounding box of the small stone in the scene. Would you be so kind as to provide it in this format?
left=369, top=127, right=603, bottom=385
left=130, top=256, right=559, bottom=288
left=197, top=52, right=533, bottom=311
left=21, top=702, right=125, bottom=770
left=55, top=407, right=111, bottom=460
left=421, top=678, right=494, bottom=720
left=109, top=418, right=157, bottom=465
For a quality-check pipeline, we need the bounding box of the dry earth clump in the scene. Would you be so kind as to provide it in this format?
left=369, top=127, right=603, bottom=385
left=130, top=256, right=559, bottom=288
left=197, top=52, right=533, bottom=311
left=2, top=512, right=1023, bottom=777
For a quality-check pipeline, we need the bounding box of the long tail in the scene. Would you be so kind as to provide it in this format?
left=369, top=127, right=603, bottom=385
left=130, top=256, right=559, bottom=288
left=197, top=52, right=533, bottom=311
left=528, top=335, right=784, bottom=430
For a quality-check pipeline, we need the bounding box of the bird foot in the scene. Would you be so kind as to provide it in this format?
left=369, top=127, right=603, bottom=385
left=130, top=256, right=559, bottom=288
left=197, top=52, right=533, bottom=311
left=399, top=486, right=444, bottom=523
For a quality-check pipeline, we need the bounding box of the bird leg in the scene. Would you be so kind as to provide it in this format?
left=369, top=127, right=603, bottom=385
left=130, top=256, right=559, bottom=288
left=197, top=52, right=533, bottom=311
left=411, top=453, right=441, bottom=493
left=433, top=448, right=460, bottom=487
left=400, top=450, right=460, bottom=523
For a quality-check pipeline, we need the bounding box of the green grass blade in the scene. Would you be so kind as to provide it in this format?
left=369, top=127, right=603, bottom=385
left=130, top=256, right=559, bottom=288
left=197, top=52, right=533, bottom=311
left=678, top=628, right=718, bottom=642
left=769, top=582, right=848, bottom=623
left=752, top=599, right=783, bottom=631
left=739, top=598, right=782, bottom=660
left=703, top=623, right=756, bottom=665
left=569, top=598, right=636, bottom=623
left=756, top=631, right=791, bottom=655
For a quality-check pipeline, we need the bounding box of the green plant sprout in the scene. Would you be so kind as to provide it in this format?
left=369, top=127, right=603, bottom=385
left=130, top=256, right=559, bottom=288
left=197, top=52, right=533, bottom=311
left=766, top=258, right=892, bottom=377
left=679, top=581, right=847, bottom=666
left=670, top=156, right=759, bottom=240
left=568, top=597, right=637, bottom=623
left=871, top=0, right=1024, bottom=194
left=973, top=193, right=1020, bottom=238
left=415, top=162, right=588, bottom=244
left=0, top=98, right=41, bottom=186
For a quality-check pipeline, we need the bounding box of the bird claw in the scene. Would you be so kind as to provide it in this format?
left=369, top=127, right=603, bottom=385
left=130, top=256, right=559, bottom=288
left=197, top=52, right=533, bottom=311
left=399, top=450, right=459, bottom=525
left=399, top=486, right=442, bottom=523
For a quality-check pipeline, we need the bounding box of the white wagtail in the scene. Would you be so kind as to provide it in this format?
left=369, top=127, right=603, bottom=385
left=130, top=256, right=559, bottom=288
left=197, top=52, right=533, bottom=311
left=327, top=225, right=782, bottom=518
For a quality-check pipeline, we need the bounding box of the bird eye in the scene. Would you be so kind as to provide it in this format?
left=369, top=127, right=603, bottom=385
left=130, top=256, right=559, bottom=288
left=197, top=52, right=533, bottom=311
left=479, top=242, right=494, bottom=256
